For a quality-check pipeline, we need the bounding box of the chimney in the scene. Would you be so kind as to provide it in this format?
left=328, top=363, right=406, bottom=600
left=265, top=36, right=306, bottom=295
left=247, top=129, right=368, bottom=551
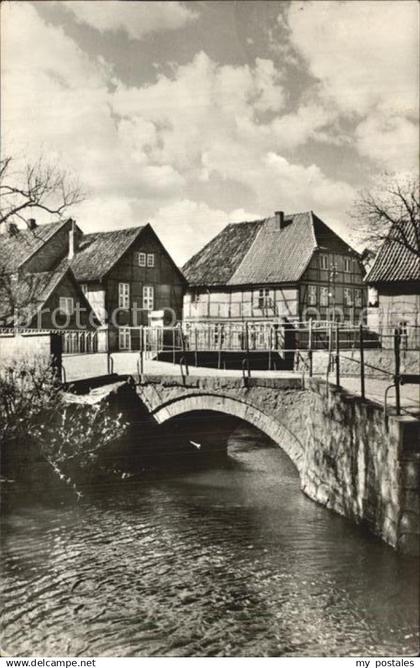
left=274, top=210, right=285, bottom=231
left=68, top=218, right=77, bottom=260
left=27, top=218, right=37, bottom=230
left=6, top=222, right=19, bottom=237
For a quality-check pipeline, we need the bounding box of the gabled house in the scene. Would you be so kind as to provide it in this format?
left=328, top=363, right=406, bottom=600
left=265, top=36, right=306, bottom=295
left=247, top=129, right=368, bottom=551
left=0, top=219, right=96, bottom=331
left=0, top=218, right=186, bottom=352
left=365, top=220, right=420, bottom=346
left=66, top=223, right=186, bottom=351
left=183, top=210, right=367, bottom=325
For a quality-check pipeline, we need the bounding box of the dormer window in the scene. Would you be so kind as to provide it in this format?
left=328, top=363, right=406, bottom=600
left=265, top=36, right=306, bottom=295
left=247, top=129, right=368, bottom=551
left=138, top=252, right=146, bottom=267
left=147, top=253, right=155, bottom=267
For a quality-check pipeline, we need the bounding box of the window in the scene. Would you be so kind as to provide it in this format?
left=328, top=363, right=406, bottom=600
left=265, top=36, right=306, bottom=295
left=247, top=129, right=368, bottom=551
left=257, top=324, right=266, bottom=346
left=258, top=288, right=270, bottom=310
left=191, top=290, right=200, bottom=303
left=320, top=287, right=329, bottom=306
left=308, top=285, right=317, bottom=306
left=147, top=253, right=155, bottom=267
left=119, top=327, right=131, bottom=350
left=118, top=282, right=130, bottom=309
left=143, top=285, right=154, bottom=311
left=344, top=257, right=351, bottom=273
left=59, top=297, right=74, bottom=316
left=344, top=288, right=353, bottom=306
left=320, top=254, right=329, bottom=270
left=138, top=252, right=146, bottom=267
left=354, top=289, right=362, bottom=307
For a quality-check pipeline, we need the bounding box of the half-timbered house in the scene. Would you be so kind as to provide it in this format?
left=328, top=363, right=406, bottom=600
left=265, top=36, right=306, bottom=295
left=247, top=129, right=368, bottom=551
left=182, top=211, right=367, bottom=327
left=366, top=220, right=420, bottom=347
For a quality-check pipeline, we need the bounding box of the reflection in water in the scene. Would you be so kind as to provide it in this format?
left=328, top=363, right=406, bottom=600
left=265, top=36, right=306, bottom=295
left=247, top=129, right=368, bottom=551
left=1, top=422, right=419, bottom=657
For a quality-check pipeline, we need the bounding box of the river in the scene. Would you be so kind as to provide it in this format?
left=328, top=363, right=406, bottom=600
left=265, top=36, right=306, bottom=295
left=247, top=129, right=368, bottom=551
left=1, top=422, right=419, bottom=657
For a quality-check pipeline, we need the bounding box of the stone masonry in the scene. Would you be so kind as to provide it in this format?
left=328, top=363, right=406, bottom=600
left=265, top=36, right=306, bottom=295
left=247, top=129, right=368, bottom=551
left=134, top=374, right=420, bottom=555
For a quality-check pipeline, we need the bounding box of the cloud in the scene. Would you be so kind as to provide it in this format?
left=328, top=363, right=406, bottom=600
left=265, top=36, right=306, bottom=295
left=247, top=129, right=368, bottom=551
left=60, top=1, right=197, bottom=40
left=1, top=2, right=184, bottom=200
left=286, top=0, right=419, bottom=170
left=355, top=113, right=419, bottom=172
left=271, top=102, right=340, bottom=149
left=111, top=51, right=339, bottom=186
left=1, top=2, right=360, bottom=260
left=287, top=0, right=418, bottom=116
left=73, top=196, right=138, bottom=233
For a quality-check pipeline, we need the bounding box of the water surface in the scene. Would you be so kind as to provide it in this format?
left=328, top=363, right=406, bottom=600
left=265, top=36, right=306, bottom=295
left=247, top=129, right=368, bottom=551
left=1, top=424, right=418, bottom=656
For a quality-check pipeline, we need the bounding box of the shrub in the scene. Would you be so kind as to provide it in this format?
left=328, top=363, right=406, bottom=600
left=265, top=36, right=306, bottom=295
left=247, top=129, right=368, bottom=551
left=0, top=359, right=126, bottom=497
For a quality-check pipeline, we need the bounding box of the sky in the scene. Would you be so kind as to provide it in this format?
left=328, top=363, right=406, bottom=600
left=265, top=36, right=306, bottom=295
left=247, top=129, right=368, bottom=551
left=1, top=0, right=418, bottom=265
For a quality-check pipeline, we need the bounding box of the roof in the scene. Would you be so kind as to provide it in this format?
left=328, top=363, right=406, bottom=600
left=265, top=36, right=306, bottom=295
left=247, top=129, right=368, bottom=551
left=366, top=221, right=420, bottom=284
left=69, top=226, right=145, bottom=281
left=0, top=268, right=99, bottom=327
left=0, top=269, right=67, bottom=325
left=0, top=220, right=68, bottom=273
left=182, top=219, right=264, bottom=286
left=183, top=211, right=355, bottom=287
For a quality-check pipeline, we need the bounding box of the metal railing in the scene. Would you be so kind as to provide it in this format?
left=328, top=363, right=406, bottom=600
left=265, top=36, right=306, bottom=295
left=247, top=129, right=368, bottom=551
left=327, top=325, right=420, bottom=416
left=2, top=323, right=419, bottom=415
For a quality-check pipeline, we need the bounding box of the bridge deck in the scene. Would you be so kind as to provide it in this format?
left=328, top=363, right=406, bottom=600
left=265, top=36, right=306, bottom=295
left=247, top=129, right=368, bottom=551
left=62, top=352, right=420, bottom=416
left=62, top=353, right=300, bottom=381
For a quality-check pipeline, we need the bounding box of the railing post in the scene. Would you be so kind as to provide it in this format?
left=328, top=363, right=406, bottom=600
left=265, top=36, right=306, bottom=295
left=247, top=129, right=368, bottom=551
left=139, top=326, right=144, bottom=377
left=172, top=327, right=176, bottom=365
left=335, top=322, right=340, bottom=386
left=179, top=355, right=189, bottom=382
left=394, top=327, right=401, bottom=415
left=308, top=318, right=313, bottom=377
left=194, top=327, right=198, bottom=366
left=179, top=321, right=185, bottom=353
left=327, top=320, right=334, bottom=373
left=217, top=324, right=223, bottom=369
left=359, top=324, right=365, bottom=400
left=106, top=327, right=111, bottom=374
left=241, top=357, right=251, bottom=386
left=245, top=321, right=250, bottom=372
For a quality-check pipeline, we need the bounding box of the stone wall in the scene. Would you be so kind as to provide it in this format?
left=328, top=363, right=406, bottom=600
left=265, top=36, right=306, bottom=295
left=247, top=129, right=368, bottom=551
left=0, top=332, right=54, bottom=368
left=135, top=375, right=420, bottom=554
left=303, top=379, right=419, bottom=555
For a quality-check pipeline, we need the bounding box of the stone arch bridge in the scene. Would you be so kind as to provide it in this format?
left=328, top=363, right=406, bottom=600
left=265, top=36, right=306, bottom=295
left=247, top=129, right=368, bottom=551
left=74, top=372, right=419, bottom=555
left=132, top=374, right=419, bottom=555
left=139, top=376, right=306, bottom=474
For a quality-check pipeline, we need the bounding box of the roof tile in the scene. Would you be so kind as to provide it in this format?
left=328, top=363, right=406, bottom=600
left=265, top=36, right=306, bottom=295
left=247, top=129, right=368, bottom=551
left=70, top=227, right=145, bottom=281
left=183, top=211, right=355, bottom=287
left=0, top=221, right=68, bottom=273
left=366, top=221, right=420, bottom=284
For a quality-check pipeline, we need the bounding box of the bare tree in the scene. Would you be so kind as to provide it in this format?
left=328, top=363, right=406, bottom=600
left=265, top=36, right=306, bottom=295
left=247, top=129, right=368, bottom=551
left=0, top=154, right=86, bottom=326
left=351, top=174, right=420, bottom=259
left=0, top=269, right=41, bottom=327
left=0, top=154, right=85, bottom=227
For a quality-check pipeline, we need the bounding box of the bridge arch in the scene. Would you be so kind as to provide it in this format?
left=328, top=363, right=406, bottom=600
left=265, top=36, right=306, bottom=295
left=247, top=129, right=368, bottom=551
left=150, top=392, right=305, bottom=473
